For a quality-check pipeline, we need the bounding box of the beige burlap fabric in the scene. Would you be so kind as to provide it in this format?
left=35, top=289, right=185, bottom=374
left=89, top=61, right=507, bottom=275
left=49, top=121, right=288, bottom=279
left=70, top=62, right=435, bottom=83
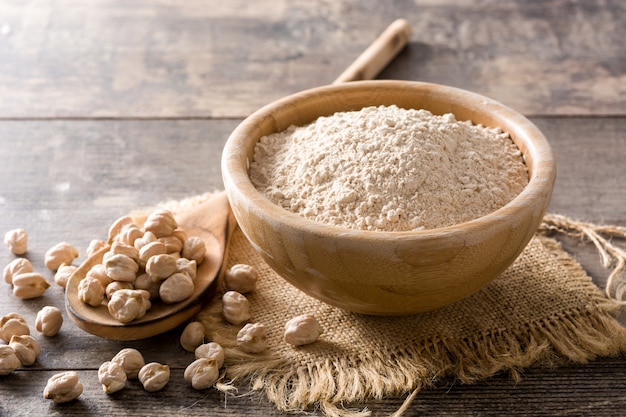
left=190, top=216, right=626, bottom=417
left=154, top=192, right=626, bottom=416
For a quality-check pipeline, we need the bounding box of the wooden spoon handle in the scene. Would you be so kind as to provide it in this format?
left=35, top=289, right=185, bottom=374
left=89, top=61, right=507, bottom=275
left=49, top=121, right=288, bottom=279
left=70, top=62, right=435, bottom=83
left=333, top=18, right=412, bottom=84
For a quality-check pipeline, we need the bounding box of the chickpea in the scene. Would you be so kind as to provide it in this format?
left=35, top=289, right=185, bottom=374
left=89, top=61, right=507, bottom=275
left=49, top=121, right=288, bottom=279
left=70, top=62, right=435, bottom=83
left=237, top=322, right=268, bottom=354
left=44, top=242, right=79, bottom=271
left=143, top=209, right=178, bottom=238
left=133, top=273, right=160, bottom=300
left=159, top=272, right=194, bottom=304
left=98, top=361, right=127, bottom=394
left=107, top=215, right=135, bottom=242
left=86, top=239, right=107, bottom=258
left=224, top=264, right=258, bottom=294
left=195, top=342, right=225, bottom=368
left=106, top=281, right=134, bottom=300
left=0, top=313, right=30, bottom=342
left=43, top=371, right=83, bottom=403
left=35, top=306, right=63, bottom=337
left=184, top=358, right=219, bottom=390
left=9, top=334, right=41, bottom=366
left=138, top=362, right=170, bottom=392
left=145, top=253, right=178, bottom=282
left=0, top=345, right=21, bottom=375
left=222, top=291, right=251, bottom=325
left=78, top=276, right=106, bottom=307
left=54, top=263, right=77, bottom=289
left=3, top=258, right=33, bottom=285
left=12, top=272, right=50, bottom=299
left=111, top=348, right=145, bottom=379
left=86, top=263, right=112, bottom=288
left=176, top=258, right=197, bottom=280
left=104, top=253, right=139, bottom=282
left=4, top=228, right=28, bottom=255
left=182, top=236, right=205, bottom=264
left=180, top=321, right=205, bottom=352
left=108, top=289, right=151, bottom=323
left=284, top=314, right=324, bottom=346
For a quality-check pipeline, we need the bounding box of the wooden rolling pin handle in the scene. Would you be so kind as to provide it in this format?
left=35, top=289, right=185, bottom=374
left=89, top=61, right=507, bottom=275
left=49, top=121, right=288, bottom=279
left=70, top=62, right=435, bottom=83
left=333, top=19, right=412, bottom=84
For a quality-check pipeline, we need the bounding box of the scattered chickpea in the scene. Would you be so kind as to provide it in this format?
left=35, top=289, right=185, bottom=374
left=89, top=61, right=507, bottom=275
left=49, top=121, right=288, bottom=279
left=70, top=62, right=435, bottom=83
left=237, top=322, right=268, bottom=354
left=284, top=314, right=324, bottom=346
left=12, top=272, right=50, bottom=299
left=54, top=263, right=77, bottom=289
left=44, top=242, right=79, bottom=271
left=111, top=348, right=145, bottom=379
left=195, top=342, right=225, bottom=368
left=138, top=362, right=170, bottom=392
left=35, top=306, right=63, bottom=337
left=0, top=345, right=21, bottom=375
left=0, top=313, right=30, bottom=342
left=224, top=264, right=258, bottom=294
left=4, top=228, right=28, bottom=255
left=108, top=289, right=151, bottom=323
left=98, top=361, right=127, bottom=394
left=43, top=371, right=83, bottom=403
left=184, top=358, right=219, bottom=390
left=159, top=272, right=194, bottom=304
left=180, top=321, right=205, bottom=353
left=143, top=209, right=178, bottom=238
left=222, top=291, right=251, bottom=325
left=9, top=334, right=41, bottom=366
left=3, top=258, right=33, bottom=285
left=78, top=277, right=106, bottom=307
left=182, top=236, right=206, bottom=264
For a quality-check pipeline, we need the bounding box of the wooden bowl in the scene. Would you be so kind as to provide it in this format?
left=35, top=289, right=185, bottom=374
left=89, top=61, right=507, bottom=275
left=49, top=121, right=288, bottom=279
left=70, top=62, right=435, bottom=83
left=221, top=80, right=556, bottom=315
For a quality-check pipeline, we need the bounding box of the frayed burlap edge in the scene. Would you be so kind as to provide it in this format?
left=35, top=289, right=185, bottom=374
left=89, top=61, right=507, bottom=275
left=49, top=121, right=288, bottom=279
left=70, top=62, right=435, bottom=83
left=197, top=234, right=626, bottom=417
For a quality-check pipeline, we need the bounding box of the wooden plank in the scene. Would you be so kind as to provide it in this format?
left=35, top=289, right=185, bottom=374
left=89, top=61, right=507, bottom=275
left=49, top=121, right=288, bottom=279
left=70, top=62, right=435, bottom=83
left=0, top=0, right=624, bottom=118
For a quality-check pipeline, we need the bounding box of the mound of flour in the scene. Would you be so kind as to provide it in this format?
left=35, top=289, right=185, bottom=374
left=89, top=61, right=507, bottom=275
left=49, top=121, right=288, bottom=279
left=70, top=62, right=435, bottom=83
left=249, top=105, right=528, bottom=231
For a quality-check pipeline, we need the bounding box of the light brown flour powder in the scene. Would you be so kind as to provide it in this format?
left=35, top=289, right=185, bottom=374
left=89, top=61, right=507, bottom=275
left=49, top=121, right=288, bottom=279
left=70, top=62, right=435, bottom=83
left=250, top=105, right=528, bottom=231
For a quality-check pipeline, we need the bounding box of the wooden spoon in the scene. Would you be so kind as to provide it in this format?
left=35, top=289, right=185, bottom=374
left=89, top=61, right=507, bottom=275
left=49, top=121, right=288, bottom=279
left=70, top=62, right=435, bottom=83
left=64, top=19, right=411, bottom=341
left=65, top=191, right=236, bottom=340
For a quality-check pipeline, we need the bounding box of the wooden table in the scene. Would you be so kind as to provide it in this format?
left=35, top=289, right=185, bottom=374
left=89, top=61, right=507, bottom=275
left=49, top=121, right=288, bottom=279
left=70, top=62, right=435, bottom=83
left=1, top=1, right=625, bottom=415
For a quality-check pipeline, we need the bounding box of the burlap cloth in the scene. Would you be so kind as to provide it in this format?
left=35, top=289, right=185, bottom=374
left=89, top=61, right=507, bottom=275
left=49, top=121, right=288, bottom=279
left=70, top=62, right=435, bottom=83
left=161, top=194, right=626, bottom=417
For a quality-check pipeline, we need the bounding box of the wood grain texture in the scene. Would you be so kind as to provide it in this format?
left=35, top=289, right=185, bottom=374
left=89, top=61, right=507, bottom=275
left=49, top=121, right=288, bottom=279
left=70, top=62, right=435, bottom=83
left=0, top=0, right=624, bottom=118
left=1, top=0, right=625, bottom=415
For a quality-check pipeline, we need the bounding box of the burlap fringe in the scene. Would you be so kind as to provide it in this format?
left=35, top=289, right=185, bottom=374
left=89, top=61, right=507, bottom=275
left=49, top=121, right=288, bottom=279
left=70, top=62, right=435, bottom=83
left=539, top=213, right=626, bottom=301
left=200, top=293, right=626, bottom=417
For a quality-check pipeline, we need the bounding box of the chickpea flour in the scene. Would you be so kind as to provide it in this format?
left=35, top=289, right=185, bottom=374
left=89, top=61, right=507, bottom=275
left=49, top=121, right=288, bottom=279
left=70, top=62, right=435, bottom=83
left=250, top=105, right=529, bottom=231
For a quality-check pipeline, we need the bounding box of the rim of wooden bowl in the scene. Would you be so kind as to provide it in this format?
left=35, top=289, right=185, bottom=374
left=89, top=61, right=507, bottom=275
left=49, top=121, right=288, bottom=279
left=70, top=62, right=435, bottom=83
left=222, top=80, right=556, bottom=241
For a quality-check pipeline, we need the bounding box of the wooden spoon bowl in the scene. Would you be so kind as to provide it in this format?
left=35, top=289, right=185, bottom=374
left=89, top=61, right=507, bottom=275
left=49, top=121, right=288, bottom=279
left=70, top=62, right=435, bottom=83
left=65, top=191, right=236, bottom=340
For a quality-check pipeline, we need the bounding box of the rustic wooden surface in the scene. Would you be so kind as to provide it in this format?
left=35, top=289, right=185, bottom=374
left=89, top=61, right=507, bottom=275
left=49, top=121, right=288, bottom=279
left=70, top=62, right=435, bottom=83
left=0, top=1, right=625, bottom=416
